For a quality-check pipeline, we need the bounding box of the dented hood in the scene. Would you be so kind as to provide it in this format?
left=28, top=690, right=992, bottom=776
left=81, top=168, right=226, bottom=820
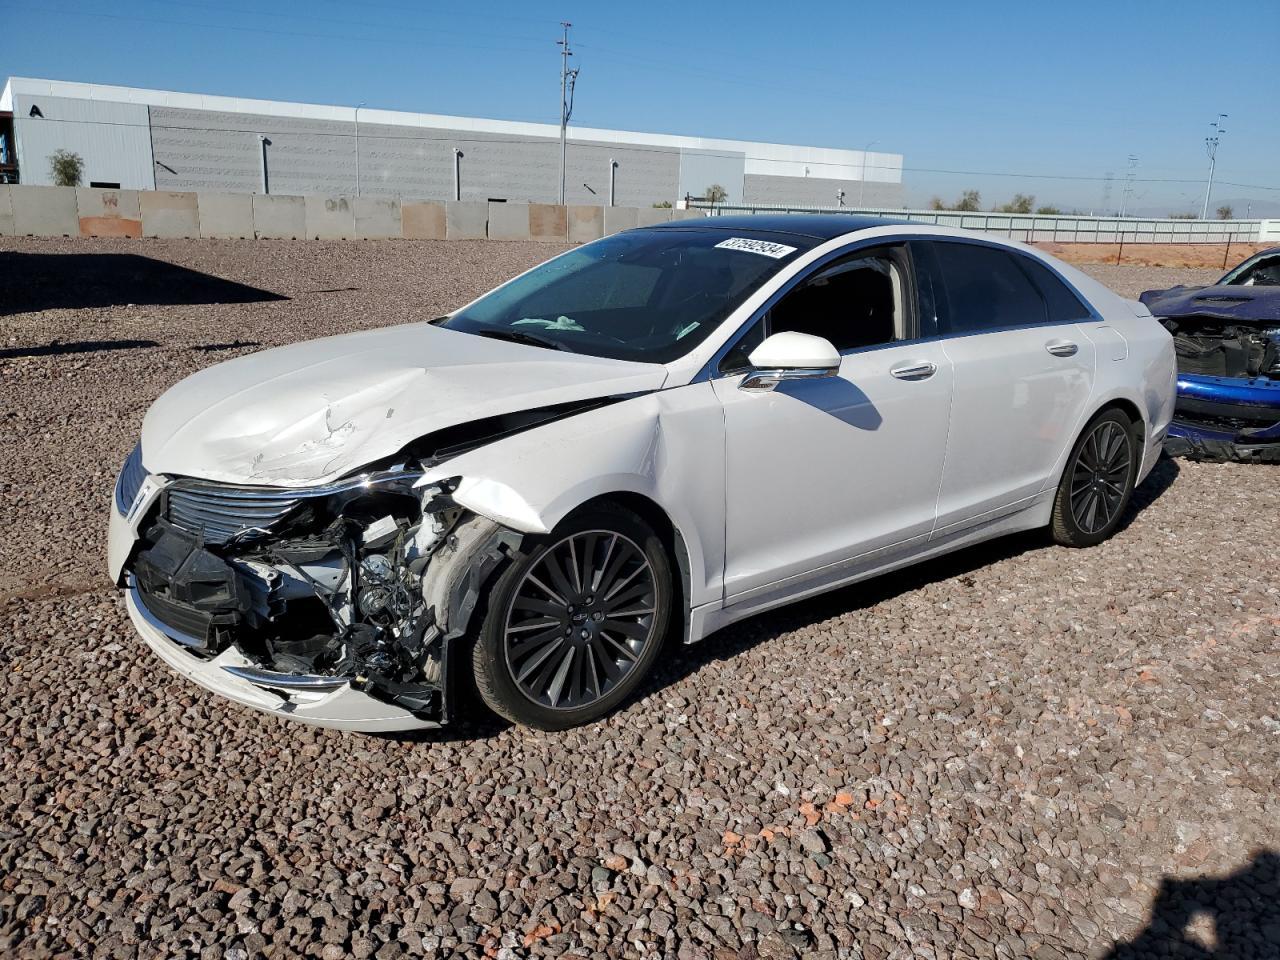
left=140, top=323, right=668, bottom=486
left=1140, top=284, right=1280, bottom=323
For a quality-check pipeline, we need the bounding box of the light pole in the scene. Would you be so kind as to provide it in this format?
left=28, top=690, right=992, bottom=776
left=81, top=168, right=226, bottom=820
left=1200, top=114, right=1227, bottom=220
left=354, top=101, right=365, bottom=197
left=608, top=158, right=618, bottom=207
left=858, top=139, right=878, bottom=207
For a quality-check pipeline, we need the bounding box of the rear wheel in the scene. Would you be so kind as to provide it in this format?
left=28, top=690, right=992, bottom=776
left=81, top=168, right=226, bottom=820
left=471, top=504, right=672, bottom=730
left=1049, top=409, right=1138, bottom=547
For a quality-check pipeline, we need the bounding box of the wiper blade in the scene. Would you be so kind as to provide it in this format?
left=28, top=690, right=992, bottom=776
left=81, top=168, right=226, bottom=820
left=474, top=328, right=570, bottom=352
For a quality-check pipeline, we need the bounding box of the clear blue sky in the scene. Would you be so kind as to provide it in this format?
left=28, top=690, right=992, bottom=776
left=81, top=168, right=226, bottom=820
left=2, top=0, right=1277, bottom=214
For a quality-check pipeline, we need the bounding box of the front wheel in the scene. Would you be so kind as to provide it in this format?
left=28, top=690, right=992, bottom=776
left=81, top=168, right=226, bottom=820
left=1049, top=409, right=1138, bottom=548
left=471, top=504, right=672, bottom=730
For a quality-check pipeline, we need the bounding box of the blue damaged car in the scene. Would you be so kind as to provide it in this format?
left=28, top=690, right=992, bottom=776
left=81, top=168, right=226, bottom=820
left=1141, top=247, right=1280, bottom=462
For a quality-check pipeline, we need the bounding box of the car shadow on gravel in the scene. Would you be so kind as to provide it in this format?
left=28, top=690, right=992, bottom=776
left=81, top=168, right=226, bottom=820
left=0, top=252, right=288, bottom=315
left=1105, top=850, right=1279, bottom=959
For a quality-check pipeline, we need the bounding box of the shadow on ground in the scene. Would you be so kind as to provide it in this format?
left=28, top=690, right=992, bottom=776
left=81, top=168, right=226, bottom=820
left=0, top=252, right=288, bottom=315
left=0, top=338, right=160, bottom=359
left=1106, top=851, right=1280, bottom=959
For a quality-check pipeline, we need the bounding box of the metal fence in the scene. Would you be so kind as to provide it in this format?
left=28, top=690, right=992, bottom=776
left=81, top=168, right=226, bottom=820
left=689, top=201, right=1263, bottom=244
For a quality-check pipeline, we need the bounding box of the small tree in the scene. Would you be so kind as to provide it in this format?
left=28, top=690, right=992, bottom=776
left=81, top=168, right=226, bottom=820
left=49, top=149, right=84, bottom=187
left=1169, top=212, right=1195, bottom=219
left=928, top=196, right=946, bottom=211
left=1035, top=205, right=1063, bottom=215
left=1216, top=204, right=1234, bottom=220
left=954, top=189, right=981, bottom=212
left=996, top=193, right=1035, bottom=214
left=705, top=184, right=728, bottom=205
left=652, top=200, right=672, bottom=208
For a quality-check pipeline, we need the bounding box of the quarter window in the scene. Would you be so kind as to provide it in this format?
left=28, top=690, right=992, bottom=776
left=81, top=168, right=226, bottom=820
left=1014, top=256, right=1093, bottom=322
left=931, top=242, right=1047, bottom=333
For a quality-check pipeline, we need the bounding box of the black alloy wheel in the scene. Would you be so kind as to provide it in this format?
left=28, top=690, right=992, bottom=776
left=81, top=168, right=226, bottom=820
left=1050, top=409, right=1138, bottom=547
left=472, top=504, right=672, bottom=729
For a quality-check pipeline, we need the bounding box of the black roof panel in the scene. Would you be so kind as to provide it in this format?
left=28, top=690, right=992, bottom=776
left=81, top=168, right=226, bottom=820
left=643, top=213, right=908, bottom=241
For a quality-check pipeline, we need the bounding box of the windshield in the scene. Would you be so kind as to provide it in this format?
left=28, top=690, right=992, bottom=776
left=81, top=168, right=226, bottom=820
left=440, top=228, right=813, bottom=363
left=1221, top=252, right=1280, bottom=286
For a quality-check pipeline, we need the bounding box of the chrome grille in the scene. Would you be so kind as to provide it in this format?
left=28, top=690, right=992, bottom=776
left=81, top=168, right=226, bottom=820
left=165, top=480, right=310, bottom=545
left=161, top=469, right=423, bottom=546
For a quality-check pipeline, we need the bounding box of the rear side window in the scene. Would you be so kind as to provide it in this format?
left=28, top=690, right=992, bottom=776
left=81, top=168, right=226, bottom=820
left=1015, top=255, right=1093, bottom=322
left=931, top=242, right=1047, bottom=333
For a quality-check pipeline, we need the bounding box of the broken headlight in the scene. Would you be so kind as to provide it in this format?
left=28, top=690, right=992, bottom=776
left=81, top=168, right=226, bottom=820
left=115, top=443, right=148, bottom=515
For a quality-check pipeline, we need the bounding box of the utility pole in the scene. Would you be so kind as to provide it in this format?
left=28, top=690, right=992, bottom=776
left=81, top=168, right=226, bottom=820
left=557, top=22, right=579, bottom=205
left=1200, top=114, right=1227, bottom=220
left=1119, top=155, right=1137, bottom=217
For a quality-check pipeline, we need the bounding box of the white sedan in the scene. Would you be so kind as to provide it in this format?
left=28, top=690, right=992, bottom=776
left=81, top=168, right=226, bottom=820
left=108, top=216, right=1176, bottom=732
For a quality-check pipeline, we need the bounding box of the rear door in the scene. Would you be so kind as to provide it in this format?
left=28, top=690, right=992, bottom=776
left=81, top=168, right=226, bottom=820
left=913, top=240, right=1097, bottom=533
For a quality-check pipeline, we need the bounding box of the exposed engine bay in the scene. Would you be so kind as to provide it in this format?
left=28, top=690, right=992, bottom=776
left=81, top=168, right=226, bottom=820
left=131, top=472, right=475, bottom=720
left=1160, top=316, right=1280, bottom=380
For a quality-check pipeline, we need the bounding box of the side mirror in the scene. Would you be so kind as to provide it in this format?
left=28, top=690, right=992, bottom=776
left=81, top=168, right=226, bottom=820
left=740, top=331, right=841, bottom=392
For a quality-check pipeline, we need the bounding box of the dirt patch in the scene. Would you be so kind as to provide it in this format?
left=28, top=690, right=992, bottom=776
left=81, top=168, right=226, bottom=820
left=1034, top=241, right=1269, bottom=269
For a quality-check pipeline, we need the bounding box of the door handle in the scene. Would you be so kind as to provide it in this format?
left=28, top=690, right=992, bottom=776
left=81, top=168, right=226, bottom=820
left=1046, top=339, right=1079, bottom=357
left=889, top=361, right=937, bottom=381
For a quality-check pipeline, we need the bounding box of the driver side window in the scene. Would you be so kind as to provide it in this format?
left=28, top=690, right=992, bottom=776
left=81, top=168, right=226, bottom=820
left=720, top=245, right=910, bottom=374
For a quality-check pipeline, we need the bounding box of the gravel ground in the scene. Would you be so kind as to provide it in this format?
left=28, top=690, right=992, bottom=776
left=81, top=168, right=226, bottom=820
left=1, top=238, right=1276, bottom=959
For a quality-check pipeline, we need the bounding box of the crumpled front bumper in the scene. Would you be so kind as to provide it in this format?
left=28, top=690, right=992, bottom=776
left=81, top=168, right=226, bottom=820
left=125, top=579, right=436, bottom=732
left=1165, top=374, right=1280, bottom=463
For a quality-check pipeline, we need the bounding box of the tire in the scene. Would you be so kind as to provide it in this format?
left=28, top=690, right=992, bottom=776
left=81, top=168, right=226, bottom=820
left=1049, top=409, right=1139, bottom=548
left=471, top=503, right=673, bottom=730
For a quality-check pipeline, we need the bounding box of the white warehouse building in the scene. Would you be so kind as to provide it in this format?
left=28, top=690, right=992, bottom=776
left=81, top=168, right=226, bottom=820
left=0, top=77, right=904, bottom=208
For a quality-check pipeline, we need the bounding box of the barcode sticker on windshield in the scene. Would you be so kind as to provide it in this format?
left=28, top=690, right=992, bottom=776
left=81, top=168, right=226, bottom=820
left=715, top=237, right=797, bottom=259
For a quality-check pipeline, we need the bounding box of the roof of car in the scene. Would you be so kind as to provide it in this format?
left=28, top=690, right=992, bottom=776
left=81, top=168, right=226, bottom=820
left=644, top=213, right=908, bottom=241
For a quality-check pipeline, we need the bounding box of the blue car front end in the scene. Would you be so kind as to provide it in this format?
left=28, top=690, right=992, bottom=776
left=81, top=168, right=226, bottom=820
left=1165, top=373, right=1280, bottom=462
left=1141, top=248, right=1280, bottom=463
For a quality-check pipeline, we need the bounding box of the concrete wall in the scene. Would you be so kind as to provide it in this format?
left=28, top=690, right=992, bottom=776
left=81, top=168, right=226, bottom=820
left=76, top=187, right=141, bottom=237
left=139, top=191, right=200, bottom=238
left=197, top=192, right=254, bottom=239
left=402, top=201, right=446, bottom=240
left=11, top=185, right=78, bottom=236
left=5, top=184, right=1265, bottom=246
left=354, top=197, right=400, bottom=239
left=305, top=195, right=355, bottom=239
left=0, top=185, right=14, bottom=236
left=252, top=194, right=305, bottom=239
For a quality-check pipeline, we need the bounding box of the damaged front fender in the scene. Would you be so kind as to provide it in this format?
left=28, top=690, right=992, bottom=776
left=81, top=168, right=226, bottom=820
left=416, top=383, right=726, bottom=611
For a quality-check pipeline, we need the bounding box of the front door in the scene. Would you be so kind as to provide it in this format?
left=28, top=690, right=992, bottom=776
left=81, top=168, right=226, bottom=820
left=713, top=244, right=952, bottom=604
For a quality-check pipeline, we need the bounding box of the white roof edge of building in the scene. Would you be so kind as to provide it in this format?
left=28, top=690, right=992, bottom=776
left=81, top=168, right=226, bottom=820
left=0, top=79, right=13, bottom=112
left=3, top=76, right=902, bottom=182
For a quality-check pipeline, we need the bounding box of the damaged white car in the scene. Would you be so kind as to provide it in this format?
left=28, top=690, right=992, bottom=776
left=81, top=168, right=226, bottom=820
left=109, top=216, right=1176, bottom=732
